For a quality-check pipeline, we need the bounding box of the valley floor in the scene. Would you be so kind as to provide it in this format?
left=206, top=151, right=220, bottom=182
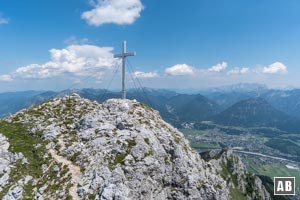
left=182, top=128, right=300, bottom=198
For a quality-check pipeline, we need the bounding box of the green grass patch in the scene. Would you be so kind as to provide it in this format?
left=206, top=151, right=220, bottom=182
left=190, top=142, right=219, bottom=149
left=220, top=158, right=238, bottom=186
left=144, top=137, right=150, bottom=145
left=247, top=163, right=300, bottom=193
left=230, top=187, right=247, bottom=200
left=114, top=153, right=127, bottom=165
left=0, top=120, right=49, bottom=198
left=265, top=138, right=300, bottom=157
left=180, top=129, right=206, bottom=137
left=112, top=139, right=137, bottom=167
left=0, top=121, right=48, bottom=177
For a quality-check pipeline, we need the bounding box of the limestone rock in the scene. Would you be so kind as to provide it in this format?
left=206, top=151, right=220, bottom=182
left=0, top=94, right=271, bottom=200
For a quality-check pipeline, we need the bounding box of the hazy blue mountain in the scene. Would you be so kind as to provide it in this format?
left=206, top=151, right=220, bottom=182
left=77, top=88, right=180, bottom=125
left=209, top=83, right=268, bottom=94
left=0, top=91, right=45, bottom=117
left=59, top=88, right=178, bottom=104
left=204, top=83, right=269, bottom=111
left=261, top=89, right=300, bottom=119
left=206, top=92, right=257, bottom=111
left=3, top=87, right=300, bottom=133
left=0, top=88, right=221, bottom=128
left=205, top=86, right=300, bottom=120
left=73, top=89, right=218, bottom=127
left=212, top=98, right=300, bottom=133
left=0, top=88, right=179, bottom=120
left=165, top=94, right=220, bottom=126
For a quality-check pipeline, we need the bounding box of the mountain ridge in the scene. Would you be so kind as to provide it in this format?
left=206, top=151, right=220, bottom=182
left=2, top=87, right=300, bottom=132
left=212, top=97, right=300, bottom=133
left=0, top=94, right=270, bottom=199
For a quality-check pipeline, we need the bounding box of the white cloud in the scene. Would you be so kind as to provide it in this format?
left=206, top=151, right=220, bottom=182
left=0, top=16, right=9, bottom=25
left=262, top=62, right=287, bottom=74
left=165, top=64, right=194, bottom=76
left=0, top=74, right=12, bottom=81
left=64, top=36, right=89, bottom=45
left=82, top=0, right=144, bottom=26
left=208, top=62, right=228, bottom=72
left=227, top=67, right=249, bottom=75
left=240, top=67, right=250, bottom=74
left=133, top=71, right=158, bottom=78
left=11, top=45, right=116, bottom=79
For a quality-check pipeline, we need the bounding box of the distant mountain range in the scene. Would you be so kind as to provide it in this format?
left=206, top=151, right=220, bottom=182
left=0, top=90, right=46, bottom=117
left=261, top=89, right=300, bottom=119
left=208, top=83, right=268, bottom=94
left=1, top=84, right=300, bottom=133
left=163, top=94, right=220, bottom=127
left=207, top=88, right=300, bottom=117
left=212, top=98, right=300, bottom=133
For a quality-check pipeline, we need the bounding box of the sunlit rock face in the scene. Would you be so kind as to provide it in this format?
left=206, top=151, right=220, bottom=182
left=0, top=94, right=270, bottom=200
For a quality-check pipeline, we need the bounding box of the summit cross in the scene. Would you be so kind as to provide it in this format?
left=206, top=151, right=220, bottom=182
left=114, top=41, right=136, bottom=99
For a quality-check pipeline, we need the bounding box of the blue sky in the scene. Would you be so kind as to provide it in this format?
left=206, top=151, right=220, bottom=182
left=0, top=0, right=300, bottom=91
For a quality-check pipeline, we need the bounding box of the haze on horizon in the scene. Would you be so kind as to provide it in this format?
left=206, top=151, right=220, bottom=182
left=0, top=0, right=300, bottom=92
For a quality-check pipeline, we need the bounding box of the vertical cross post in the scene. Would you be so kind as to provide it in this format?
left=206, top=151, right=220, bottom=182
left=114, top=41, right=136, bottom=99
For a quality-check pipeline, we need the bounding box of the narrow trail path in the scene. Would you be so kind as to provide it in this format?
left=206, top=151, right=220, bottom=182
left=48, top=135, right=81, bottom=200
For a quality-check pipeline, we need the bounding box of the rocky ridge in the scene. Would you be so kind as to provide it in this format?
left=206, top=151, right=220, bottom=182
left=201, top=149, right=271, bottom=200
left=0, top=94, right=270, bottom=199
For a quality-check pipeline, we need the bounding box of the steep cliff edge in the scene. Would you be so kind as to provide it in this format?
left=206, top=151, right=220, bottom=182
left=0, top=94, right=270, bottom=199
left=201, top=149, right=271, bottom=200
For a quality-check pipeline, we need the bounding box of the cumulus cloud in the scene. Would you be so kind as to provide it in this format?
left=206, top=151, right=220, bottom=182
left=208, top=62, right=228, bottom=72
left=165, top=64, right=194, bottom=76
left=0, top=74, right=12, bottom=81
left=10, top=45, right=116, bottom=80
left=82, top=0, right=144, bottom=26
left=262, top=62, right=287, bottom=74
left=227, top=67, right=250, bottom=75
left=133, top=71, right=158, bottom=78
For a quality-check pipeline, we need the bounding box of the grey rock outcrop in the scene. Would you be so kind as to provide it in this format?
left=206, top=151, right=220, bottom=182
left=0, top=134, right=14, bottom=192
left=204, top=149, right=271, bottom=200
left=0, top=94, right=271, bottom=199
left=0, top=134, right=30, bottom=199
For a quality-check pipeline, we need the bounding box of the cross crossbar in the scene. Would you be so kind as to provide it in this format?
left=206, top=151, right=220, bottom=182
left=113, top=41, right=136, bottom=99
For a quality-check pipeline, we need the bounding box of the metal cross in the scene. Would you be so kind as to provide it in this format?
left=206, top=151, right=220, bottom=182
left=114, top=41, right=136, bottom=99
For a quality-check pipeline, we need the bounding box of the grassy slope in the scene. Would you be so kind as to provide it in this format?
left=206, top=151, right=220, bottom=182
left=248, top=163, right=300, bottom=193
left=0, top=121, right=49, bottom=198
left=0, top=117, right=75, bottom=199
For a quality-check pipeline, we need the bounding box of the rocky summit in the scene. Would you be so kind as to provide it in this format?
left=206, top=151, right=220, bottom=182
left=0, top=94, right=270, bottom=200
